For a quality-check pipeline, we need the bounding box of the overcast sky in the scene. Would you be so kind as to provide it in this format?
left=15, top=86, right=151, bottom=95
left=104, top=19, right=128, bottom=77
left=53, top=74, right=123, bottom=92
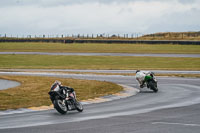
left=0, top=0, right=200, bottom=36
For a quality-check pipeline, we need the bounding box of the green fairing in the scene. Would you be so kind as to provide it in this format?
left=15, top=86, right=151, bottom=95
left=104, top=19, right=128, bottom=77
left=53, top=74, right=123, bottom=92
left=145, top=75, right=152, bottom=81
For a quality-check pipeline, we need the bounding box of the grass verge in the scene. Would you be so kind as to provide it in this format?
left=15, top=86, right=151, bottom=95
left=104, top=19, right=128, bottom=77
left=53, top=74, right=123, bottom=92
left=0, top=55, right=200, bottom=70
left=0, top=75, right=123, bottom=110
left=0, top=42, right=200, bottom=54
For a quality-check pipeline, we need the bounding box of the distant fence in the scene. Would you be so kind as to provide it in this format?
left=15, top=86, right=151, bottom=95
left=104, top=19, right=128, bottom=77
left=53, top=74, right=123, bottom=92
left=0, top=39, right=200, bottom=45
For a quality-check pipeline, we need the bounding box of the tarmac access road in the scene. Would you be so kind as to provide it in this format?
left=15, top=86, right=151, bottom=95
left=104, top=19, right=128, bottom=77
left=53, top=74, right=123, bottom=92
left=0, top=52, right=200, bottom=58
left=0, top=71, right=200, bottom=133
left=0, top=69, right=199, bottom=74
left=0, top=79, right=20, bottom=90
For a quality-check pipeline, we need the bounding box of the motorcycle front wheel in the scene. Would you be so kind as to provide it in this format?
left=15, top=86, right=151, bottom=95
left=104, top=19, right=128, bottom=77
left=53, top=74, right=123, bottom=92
left=54, top=99, right=67, bottom=114
left=149, top=81, right=158, bottom=93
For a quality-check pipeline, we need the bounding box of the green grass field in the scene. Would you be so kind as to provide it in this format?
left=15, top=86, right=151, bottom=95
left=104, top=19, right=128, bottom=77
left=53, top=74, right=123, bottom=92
left=0, top=75, right=122, bottom=110
left=0, top=42, right=200, bottom=54
left=0, top=55, right=199, bottom=70
left=1, top=42, right=199, bottom=110
left=0, top=42, right=199, bottom=110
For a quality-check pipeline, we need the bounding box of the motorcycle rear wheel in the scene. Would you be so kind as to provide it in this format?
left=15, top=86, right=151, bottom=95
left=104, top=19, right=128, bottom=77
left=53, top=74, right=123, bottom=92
left=54, top=99, right=67, bottom=114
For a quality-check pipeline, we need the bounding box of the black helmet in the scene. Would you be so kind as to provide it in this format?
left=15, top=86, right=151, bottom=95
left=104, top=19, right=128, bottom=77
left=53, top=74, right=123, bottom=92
left=136, top=70, right=140, bottom=73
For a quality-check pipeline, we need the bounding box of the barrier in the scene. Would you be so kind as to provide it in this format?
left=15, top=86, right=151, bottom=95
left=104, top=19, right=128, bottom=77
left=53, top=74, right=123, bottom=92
left=0, top=39, right=200, bottom=45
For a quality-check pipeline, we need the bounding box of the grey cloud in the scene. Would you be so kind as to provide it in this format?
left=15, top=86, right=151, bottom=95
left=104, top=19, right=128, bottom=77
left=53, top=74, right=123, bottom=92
left=0, top=0, right=187, bottom=7
left=178, top=0, right=196, bottom=4
left=0, top=0, right=200, bottom=35
left=147, top=8, right=200, bottom=33
left=0, top=0, right=132, bottom=7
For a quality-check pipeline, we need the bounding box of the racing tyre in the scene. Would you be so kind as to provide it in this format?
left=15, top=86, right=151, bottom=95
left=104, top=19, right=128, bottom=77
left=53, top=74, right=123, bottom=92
left=149, top=81, right=158, bottom=93
left=75, top=101, right=84, bottom=112
left=54, top=99, right=67, bottom=114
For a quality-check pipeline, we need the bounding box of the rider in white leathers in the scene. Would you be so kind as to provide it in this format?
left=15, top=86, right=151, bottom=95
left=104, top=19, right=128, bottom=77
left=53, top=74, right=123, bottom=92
left=135, top=70, right=152, bottom=88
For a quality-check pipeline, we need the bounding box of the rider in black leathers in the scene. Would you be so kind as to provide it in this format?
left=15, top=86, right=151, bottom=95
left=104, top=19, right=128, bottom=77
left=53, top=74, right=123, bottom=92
left=55, top=80, right=76, bottom=99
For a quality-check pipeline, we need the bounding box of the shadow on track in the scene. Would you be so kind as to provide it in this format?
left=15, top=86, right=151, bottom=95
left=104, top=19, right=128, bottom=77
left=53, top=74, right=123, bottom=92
left=139, top=90, right=155, bottom=93
left=52, top=111, right=82, bottom=116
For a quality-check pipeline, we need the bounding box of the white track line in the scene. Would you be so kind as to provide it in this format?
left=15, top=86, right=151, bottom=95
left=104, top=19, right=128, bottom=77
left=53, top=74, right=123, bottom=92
left=152, top=122, right=200, bottom=127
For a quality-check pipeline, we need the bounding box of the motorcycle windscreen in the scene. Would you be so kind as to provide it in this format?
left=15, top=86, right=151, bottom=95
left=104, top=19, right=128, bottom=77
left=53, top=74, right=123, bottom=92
left=51, top=84, right=60, bottom=91
left=69, top=93, right=75, bottom=98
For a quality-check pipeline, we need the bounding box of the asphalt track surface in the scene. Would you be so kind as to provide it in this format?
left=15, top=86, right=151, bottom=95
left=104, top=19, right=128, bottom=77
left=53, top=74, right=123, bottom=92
left=0, top=71, right=200, bottom=133
left=1, top=69, right=199, bottom=74
left=0, top=79, right=20, bottom=90
left=0, top=52, right=200, bottom=58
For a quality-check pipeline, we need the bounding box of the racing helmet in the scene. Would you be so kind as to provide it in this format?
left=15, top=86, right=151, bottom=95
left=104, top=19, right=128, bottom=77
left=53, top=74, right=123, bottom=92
left=136, top=70, right=140, bottom=73
left=55, top=80, right=62, bottom=86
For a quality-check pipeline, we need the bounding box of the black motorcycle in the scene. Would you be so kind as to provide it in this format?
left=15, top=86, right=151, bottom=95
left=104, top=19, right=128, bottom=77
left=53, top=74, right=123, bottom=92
left=48, top=82, right=83, bottom=114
